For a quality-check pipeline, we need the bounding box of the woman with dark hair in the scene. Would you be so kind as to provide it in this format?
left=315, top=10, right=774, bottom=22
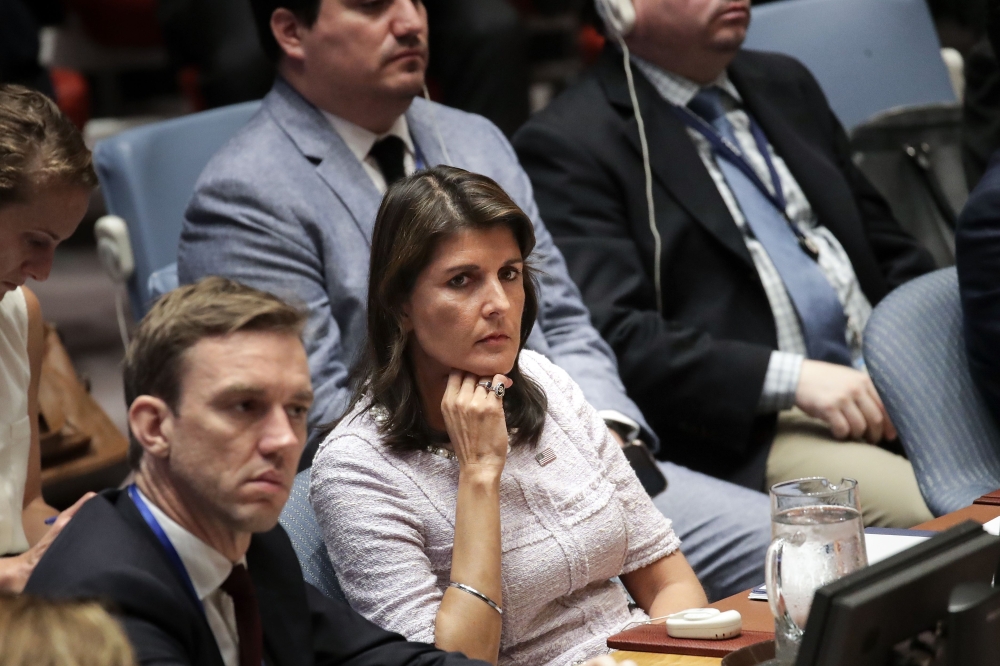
left=310, top=166, right=706, bottom=666
left=0, top=84, right=96, bottom=592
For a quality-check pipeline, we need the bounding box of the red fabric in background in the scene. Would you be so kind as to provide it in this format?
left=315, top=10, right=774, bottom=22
left=578, top=24, right=606, bottom=65
left=177, top=65, right=206, bottom=112
left=63, top=0, right=162, bottom=48
left=50, top=67, right=90, bottom=129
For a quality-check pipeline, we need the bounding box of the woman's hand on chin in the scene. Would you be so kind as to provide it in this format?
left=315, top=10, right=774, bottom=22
left=436, top=370, right=509, bottom=662
left=441, top=370, right=513, bottom=476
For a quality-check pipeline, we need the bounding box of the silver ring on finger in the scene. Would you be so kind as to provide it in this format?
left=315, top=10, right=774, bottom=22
left=492, top=384, right=505, bottom=399
left=477, top=380, right=492, bottom=390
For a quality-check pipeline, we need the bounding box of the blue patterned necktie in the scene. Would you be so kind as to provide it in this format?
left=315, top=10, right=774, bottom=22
left=687, top=87, right=853, bottom=366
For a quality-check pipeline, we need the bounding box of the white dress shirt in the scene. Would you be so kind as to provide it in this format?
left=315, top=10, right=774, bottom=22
left=137, top=489, right=245, bottom=666
left=632, top=57, right=873, bottom=413
left=323, top=111, right=417, bottom=194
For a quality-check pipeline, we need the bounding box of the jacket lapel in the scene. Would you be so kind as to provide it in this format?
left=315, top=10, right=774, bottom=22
left=596, top=48, right=755, bottom=268
left=265, top=78, right=382, bottom=245
left=406, top=97, right=448, bottom=168
left=116, top=492, right=227, bottom=666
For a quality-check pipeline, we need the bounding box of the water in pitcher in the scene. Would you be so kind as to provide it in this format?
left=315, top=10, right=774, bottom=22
left=772, top=504, right=867, bottom=628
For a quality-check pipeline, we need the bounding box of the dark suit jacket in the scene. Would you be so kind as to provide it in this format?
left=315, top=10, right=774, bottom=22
left=513, top=46, right=934, bottom=488
left=24, top=490, right=485, bottom=666
left=958, top=150, right=1000, bottom=426
left=963, top=38, right=1000, bottom=189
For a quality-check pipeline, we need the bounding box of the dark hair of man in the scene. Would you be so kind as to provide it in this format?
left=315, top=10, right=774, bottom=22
left=344, top=165, right=547, bottom=451
left=122, top=276, right=307, bottom=469
left=0, top=84, right=97, bottom=206
left=249, top=0, right=322, bottom=62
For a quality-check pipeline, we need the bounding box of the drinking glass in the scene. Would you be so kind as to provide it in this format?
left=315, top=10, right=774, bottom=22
left=764, top=477, right=868, bottom=665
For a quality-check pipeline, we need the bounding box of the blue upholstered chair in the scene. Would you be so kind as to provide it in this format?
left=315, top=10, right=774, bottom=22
left=278, top=469, right=345, bottom=601
left=863, top=267, right=1000, bottom=515
left=743, top=0, right=955, bottom=130
left=93, top=101, right=261, bottom=316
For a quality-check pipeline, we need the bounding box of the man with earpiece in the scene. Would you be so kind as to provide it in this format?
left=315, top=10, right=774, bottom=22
left=514, top=0, right=937, bottom=527
left=176, top=0, right=773, bottom=602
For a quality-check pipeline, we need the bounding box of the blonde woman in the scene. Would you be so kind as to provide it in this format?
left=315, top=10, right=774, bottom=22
left=0, top=594, right=136, bottom=666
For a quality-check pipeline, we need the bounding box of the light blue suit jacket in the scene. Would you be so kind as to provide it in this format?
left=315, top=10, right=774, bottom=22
left=177, top=79, right=651, bottom=447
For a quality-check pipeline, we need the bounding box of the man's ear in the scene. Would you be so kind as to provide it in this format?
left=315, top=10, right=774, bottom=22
left=271, top=8, right=308, bottom=62
left=128, top=396, right=175, bottom=461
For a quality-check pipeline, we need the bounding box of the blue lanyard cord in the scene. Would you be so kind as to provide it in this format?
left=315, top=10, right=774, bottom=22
left=671, top=104, right=786, bottom=210
left=671, top=105, right=821, bottom=261
left=127, top=484, right=206, bottom=617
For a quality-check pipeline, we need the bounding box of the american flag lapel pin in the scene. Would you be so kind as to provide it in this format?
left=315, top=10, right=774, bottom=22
left=535, top=448, right=557, bottom=467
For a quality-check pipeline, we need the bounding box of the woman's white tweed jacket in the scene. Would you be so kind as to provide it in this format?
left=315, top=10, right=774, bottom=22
left=311, top=350, right=680, bottom=666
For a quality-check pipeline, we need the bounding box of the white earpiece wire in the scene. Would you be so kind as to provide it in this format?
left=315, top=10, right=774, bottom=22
left=423, top=84, right=454, bottom=165
left=114, top=288, right=130, bottom=350
left=617, top=38, right=662, bottom=314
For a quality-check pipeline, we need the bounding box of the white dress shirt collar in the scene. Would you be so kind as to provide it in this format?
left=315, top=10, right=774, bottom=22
left=135, top=488, right=245, bottom=600
left=135, top=488, right=245, bottom=666
left=323, top=111, right=415, bottom=163
left=629, top=55, right=742, bottom=109
left=322, top=111, right=417, bottom=193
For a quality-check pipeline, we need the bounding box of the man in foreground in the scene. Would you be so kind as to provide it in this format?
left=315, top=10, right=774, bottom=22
left=514, top=0, right=936, bottom=525
left=23, top=277, right=493, bottom=666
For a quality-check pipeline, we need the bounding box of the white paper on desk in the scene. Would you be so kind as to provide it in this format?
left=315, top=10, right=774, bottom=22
left=983, top=516, right=1000, bottom=536
left=864, top=532, right=931, bottom=565
left=748, top=529, right=934, bottom=601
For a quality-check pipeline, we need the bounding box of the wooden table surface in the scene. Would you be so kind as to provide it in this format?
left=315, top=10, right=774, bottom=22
left=608, top=503, right=1000, bottom=665
left=612, top=650, right=721, bottom=665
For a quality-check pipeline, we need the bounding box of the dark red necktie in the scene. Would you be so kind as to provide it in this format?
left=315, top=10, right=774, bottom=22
left=220, top=564, right=263, bottom=666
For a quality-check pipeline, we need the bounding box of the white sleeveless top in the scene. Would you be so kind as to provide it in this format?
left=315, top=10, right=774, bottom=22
left=0, top=287, right=31, bottom=555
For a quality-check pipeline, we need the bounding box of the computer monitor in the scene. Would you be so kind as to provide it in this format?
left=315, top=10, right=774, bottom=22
left=795, top=521, right=1000, bottom=666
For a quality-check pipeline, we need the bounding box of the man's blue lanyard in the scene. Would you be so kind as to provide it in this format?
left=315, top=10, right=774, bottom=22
left=670, top=104, right=821, bottom=261
left=128, top=484, right=205, bottom=617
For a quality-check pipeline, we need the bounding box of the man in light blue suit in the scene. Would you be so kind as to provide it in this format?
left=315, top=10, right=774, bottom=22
left=177, top=0, right=770, bottom=601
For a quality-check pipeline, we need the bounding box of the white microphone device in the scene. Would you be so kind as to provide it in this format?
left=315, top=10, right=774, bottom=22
left=665, top=608, right=743, bottom=640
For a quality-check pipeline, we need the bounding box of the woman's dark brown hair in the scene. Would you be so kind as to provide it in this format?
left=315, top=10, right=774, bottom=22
left=346, top=165, right=547, bottom=451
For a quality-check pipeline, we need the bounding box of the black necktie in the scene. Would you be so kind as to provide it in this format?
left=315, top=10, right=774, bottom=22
left=220, top=564, right=263, bottom=666
left=368, top=135, right=407, bottom=187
